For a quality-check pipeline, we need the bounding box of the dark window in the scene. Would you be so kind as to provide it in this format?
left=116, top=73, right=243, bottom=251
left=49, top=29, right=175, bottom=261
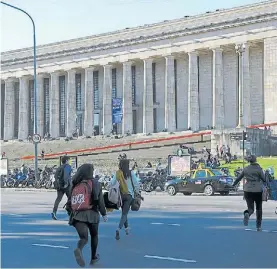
left=76, top=74, right=82, bottom=112
left=43, top=78, right=50, bottom=135
left=132, top=110, right=137, bottom=134
left=93, top=71, right=99, bottom=109
left=75, top=73, right=83, bottom=136
left=1, top=83, right=5, bottom=139
left=28, top=80, right=34, bottom=135
left=237, top=54, right=240, bottom=125
left=112, top=68, right=117, bottom=99
left=59, top=75, right=66, bottom=136
left=195, top=170, right=207, bottom=178
left=131, top=65, right=136, bottom=105
left=152, top=62, right=156, bottom=103
left=153, top=108, right=157, bottom=133
left=174, top=59, right=178, bottom=130
left=14, top=82, right=19, bottom=138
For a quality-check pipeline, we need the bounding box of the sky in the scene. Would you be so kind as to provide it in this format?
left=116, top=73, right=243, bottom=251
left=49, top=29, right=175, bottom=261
left=0, top=0, right=264, bottom=52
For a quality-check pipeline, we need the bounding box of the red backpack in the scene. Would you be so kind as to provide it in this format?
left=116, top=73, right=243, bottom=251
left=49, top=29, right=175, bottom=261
left=71, top=180, right=93, bottom=211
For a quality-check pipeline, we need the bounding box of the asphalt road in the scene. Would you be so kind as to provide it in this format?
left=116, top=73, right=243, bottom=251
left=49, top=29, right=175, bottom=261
left=1, top=189, right=277, bottom=268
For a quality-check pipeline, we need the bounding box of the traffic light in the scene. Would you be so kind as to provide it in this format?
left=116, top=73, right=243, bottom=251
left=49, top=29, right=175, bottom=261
left=243, top=131, right=247, bottom=140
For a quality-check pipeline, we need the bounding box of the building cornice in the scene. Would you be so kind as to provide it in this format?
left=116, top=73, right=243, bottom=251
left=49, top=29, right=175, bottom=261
left=1, top=12, right=277, bottom=68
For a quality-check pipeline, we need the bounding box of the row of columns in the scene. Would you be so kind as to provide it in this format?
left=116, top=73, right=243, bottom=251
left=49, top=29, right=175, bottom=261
left=2, top=43, right=250, bottom=140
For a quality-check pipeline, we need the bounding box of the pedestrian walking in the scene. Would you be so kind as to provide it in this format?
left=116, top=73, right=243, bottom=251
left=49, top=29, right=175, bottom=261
left=65, top=163, right=107, bottom=267
left=109, top=158, right=140, bottom=240
left=52, top=155, right=72, bottom=220
left=232, top=155, right=267, bottom=231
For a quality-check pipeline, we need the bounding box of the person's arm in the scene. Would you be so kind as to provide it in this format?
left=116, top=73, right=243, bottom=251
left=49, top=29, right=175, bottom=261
left=233, top=170, right=245, bottom=186
left=98, top=186, right=107, bottom=217
left=260, top=168, right=266, bottom=184
left=131, top=171, right=140, bottom=193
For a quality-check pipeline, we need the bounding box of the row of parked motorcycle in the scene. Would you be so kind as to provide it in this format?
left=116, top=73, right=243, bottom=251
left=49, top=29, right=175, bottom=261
left=1, top=163, right=274, bottom=192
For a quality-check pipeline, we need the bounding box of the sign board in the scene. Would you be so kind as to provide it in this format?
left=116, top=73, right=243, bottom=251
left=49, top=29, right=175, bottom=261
left=168, top=155, right=191, bottom=176
left=240, top=141, right=251, bottom=150
left=230, top=133, right=243, bottom=140
left=112, top=98, right=123, bottom=124
left=59, top=156, right=78, bottom=171
left=32, top=134, right=41, bottom=143
left=0, top=158, right=8, bottom=176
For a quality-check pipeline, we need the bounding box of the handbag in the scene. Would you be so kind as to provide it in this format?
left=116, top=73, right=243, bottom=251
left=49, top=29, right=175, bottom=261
left=130, top=173, right=142, bottom=211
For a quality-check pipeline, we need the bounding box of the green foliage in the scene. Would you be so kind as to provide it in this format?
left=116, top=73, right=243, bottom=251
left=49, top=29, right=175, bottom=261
left=221, top=158, right=277, bottom=177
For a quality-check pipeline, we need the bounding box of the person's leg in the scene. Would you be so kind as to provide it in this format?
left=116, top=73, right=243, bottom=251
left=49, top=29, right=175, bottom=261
left=52, top=190, right=64, bottom=219
left=254, top=192, right=263, bottom=231
left=243, top=192, right=255, bottom=226
left=88, top=223, right=99, bottom=264
left=116, top=194, right=132, bottom=240
left=73, top=221, right=89, bottom=268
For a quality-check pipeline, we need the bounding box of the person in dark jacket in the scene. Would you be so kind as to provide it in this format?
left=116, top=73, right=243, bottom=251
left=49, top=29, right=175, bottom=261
left=66, top=163, right=107, bottom=267
left=232, top=155, right=267, bottom=231
left=52, top=156, right=72, bottom=220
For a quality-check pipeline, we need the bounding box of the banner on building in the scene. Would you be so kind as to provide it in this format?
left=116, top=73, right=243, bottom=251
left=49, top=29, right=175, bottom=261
left=112, top=98, right=123, bottom=124
left=167, top=155, right=191, bottom=176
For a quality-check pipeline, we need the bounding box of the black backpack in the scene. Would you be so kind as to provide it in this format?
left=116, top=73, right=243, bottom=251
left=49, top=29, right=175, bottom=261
left=54, top=165, right=65, bottom=190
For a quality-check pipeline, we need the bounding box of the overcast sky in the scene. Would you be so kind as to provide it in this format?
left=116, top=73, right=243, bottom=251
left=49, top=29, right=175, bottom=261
left=0, top=0, right=263, bottom=52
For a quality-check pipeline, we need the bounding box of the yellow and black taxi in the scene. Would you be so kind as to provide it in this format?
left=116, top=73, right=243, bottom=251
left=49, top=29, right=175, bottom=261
left=164, top=167, right=235, bottom=196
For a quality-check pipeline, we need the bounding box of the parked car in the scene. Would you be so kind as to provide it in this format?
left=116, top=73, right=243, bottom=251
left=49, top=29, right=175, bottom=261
left=164, top=168, right=235, bottom=196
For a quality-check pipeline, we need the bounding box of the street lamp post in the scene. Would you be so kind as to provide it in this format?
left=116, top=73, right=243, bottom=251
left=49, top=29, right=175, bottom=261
left=1, top=1, right=39, bottom=181
left=235, top=43, right=246, bottom=128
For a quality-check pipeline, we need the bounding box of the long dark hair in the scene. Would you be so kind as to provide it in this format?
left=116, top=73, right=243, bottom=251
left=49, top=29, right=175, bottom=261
left=72, top=163, right=94, bottom=187
left=119, top=159, right=131, bottom=179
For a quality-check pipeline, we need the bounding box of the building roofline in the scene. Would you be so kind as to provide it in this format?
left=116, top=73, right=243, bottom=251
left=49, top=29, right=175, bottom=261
left=1, top=0, right=274, bottom=55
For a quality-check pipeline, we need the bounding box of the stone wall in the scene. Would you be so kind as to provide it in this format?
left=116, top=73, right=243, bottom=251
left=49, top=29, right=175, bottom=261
left=211, top=128, right=277, bottom=157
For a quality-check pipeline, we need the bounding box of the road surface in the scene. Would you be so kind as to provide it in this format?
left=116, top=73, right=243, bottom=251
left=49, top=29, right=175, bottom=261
left=1, top=189, right=277, bottom=268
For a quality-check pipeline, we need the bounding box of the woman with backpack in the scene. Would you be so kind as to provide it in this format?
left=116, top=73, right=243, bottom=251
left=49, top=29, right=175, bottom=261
left=109, top=158, right=140, bottom=240
left=66, top=163, right=107, bottom=267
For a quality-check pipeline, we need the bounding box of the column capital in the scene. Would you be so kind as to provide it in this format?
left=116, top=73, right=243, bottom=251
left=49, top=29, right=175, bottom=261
left=142, top=58, right=153, bottom=64
left=85, top=66, right=95, bottom=72
left=5, top=77, right=17, bottom=82
left=103, top=64, right=113, bottom=69
left=67, top=69, right=77, bottom=75
left=188, top=50, right=198, bottom=57
left=122, top=61, right=133, bottom=67
left=235, top=42, right=249, bottom=53
left=211, top=47, right=223, bottom=53
left=164, top=54, right=175, bottom=60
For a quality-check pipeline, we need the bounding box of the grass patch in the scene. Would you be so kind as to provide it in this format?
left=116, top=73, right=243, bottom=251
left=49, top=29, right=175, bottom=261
left=221, top=158, right=277, bottom=176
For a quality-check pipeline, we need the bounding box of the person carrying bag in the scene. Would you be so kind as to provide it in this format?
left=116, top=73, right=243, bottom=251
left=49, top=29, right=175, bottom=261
left=109, top=158, right=140, bottom=240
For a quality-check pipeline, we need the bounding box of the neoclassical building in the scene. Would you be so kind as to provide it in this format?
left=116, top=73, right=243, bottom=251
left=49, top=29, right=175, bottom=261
left=1, top=0, right=277, bottom=140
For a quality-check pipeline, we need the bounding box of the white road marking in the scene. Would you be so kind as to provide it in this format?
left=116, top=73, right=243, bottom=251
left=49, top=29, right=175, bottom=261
left=32, top=243, right=69, bottom=249
left=9, top=213, right=24, bottom=217
left=168, top=224, right=181, bottom=226
left=144, top=255, right=196, bottom=263
left=245, top=229, right=269, bottom=232
left=150, top=223, right=164, bottom=225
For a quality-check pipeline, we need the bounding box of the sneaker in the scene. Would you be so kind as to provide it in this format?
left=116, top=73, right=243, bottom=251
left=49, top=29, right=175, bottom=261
left=74, top=248, right=85, bottom=268
left=115, top=230, right=120, bottom=240
left=125, top=228, right=129, bottom=235
left=257, top=227, right=262, bottom=232
left=243, top=212, right=249, bottom=226
left=51, top=212, right=57, bottom=220
left=90, top=254, right=100, bottom=265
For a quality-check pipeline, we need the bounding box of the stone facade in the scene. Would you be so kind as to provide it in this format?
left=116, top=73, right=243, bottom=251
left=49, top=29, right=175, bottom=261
left=1, top=1, right=277, bottom=139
